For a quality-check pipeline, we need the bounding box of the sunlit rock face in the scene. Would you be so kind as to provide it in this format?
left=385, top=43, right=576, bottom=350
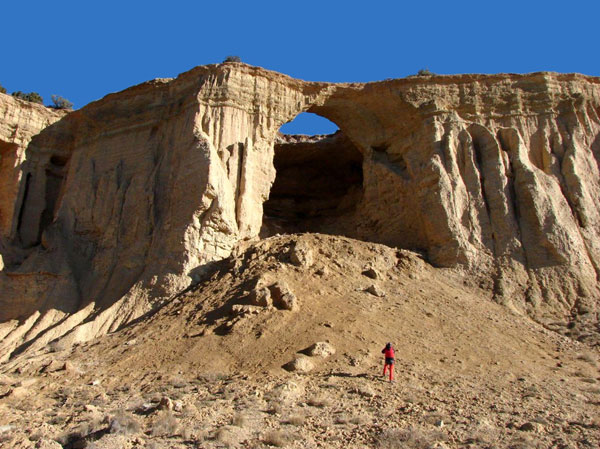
left=0, top=94, right=67, bottom=239
left=1, top=63, right=599, bottom=358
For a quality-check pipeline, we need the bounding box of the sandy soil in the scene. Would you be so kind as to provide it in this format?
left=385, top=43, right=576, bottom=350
left=0, top=234, right=598, bottom=448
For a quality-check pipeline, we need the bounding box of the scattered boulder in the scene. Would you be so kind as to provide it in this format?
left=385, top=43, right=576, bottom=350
left=249, top=286, right=272, bottom=307
left=307, top=342, right=336, bottom=358
left=362, top=267, right=380, bottom=279
left=18, top=378, right=38, bottom=388
left=284, top=356, right=315, bottom=373
left=42, top=360, right=66, bottom=373
left=518, top=421, right=544, bottom=432
left=315, top=266, right=328, bottom=276
left=9, top=386, right=31, bottom=399
left=290, top=244, right=313, bottom=267
left=366, top=284, right=385, bottom=297
left=278, top=293, right=298, bottom=311
left=84, top=404, right=98, bottom=413
left=64, top=361, right=79, bottom=374
left=159, top=396, right=173, bottom=410
left=270, top=281, right=299, bottom=311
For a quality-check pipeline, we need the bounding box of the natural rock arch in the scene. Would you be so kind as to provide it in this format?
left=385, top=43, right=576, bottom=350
left=261, top=113, right=364, bottom=237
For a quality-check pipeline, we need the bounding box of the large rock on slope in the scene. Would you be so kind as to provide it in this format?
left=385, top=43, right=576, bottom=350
left=1, top=63, right=599, bottom=359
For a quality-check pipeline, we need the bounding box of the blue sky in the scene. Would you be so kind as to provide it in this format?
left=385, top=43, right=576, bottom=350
left=2, top=1, right=598, bottom=134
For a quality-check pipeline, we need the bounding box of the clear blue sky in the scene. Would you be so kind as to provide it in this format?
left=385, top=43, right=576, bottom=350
left=2, top=0, right=599, bottom=134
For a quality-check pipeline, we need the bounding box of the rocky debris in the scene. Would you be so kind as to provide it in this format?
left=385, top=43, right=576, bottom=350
left=290, top=244, right=314, bottom=267
left=34, top=440, right=63, bottom=449
left=284, top=355, right=314, bottom=373
left=366, top=284, right=385, bottom=297
left=245, top=278, right=298, bottom=311
left=230, top=304, right=263, bottom=316
left=270, top=281, right=298, bottom=311
left=307, top=342, right=336, bottom=358
left=271, top=380, right=305, bottom=403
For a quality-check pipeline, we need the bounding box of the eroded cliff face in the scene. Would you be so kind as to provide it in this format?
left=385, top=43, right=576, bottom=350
left=1, top=64, right=599, bottom=359
left=0, top=94, right=67, bottom=241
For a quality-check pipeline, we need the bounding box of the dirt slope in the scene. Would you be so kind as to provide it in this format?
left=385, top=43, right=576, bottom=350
left=0, top=234, right=598, bottom=448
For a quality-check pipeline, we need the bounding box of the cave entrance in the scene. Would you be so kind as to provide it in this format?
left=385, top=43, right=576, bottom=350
left=261, top=113, right=364, bottom=237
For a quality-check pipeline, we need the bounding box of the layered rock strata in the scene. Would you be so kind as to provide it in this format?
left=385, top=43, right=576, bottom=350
left=1, top=64, right=599, bottom=359
left=0, top=94, right=67, bottom=239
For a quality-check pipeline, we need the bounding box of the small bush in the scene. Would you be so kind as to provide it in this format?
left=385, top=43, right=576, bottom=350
left=283, top=414, right=305, bottom=426
left=416, top=68, right=435, bottom=77
left=264, top=430, right=293, bottom=447
left=48, top=339, right=68, bottom=353
left=151, top=410, right=179, bottom=436
left=350, top=415, right=368, bottom=425
left=267, top=401, right=283, bottom=415
left=232, top=412, right=247, bottom=427
left=334, top=414, right=351, bottom=425
left=0, top=83, right=6, bottom=94
left=110, top=412, right=141, bottom=435
left=577, top=351, right=598, bottom=365
left=51, top=94, right=73, bottom=110
left=214, top=426, right=238, bottom=447
left=307, top=395, right=331, bottom=408
left=223, top=55, right=241, bottom=63
left=11, top=91, right=44, bottom=104
left=377, top=427, right=445, bottom=449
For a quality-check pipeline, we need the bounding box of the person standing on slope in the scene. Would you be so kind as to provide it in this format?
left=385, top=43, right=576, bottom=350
left=382, top=342, right=395, bottom=382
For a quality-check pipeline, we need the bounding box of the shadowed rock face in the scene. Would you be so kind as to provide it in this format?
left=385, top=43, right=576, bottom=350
left=1, top=63, right=599, bottom=358
left=261, top=132, right=364, bottom=236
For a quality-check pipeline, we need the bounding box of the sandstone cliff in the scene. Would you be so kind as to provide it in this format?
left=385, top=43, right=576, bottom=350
left=0, top=94, right=67, bottom=241
left=1, top=64, right=599, bottom=359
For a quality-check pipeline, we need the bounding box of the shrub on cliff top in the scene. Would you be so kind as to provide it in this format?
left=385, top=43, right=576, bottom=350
left=51, top=95, right=73, bottom=110
left=223, top=55, right=241, bottom=63
left=0, top=83, right=6, bottom=94
left=416, top=68, right=435, bottom=76
left=11, top=91, right=44, bottom=104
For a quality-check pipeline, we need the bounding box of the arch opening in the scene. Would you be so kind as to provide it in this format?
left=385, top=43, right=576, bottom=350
left=261, top=113, right=364, bottom=237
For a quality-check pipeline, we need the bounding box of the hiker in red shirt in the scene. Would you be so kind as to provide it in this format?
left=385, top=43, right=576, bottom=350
left=382, top=342, right=395, bottom=382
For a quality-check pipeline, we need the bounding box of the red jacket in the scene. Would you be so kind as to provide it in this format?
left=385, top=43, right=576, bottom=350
left=382, top=346, right=395, bottom=359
